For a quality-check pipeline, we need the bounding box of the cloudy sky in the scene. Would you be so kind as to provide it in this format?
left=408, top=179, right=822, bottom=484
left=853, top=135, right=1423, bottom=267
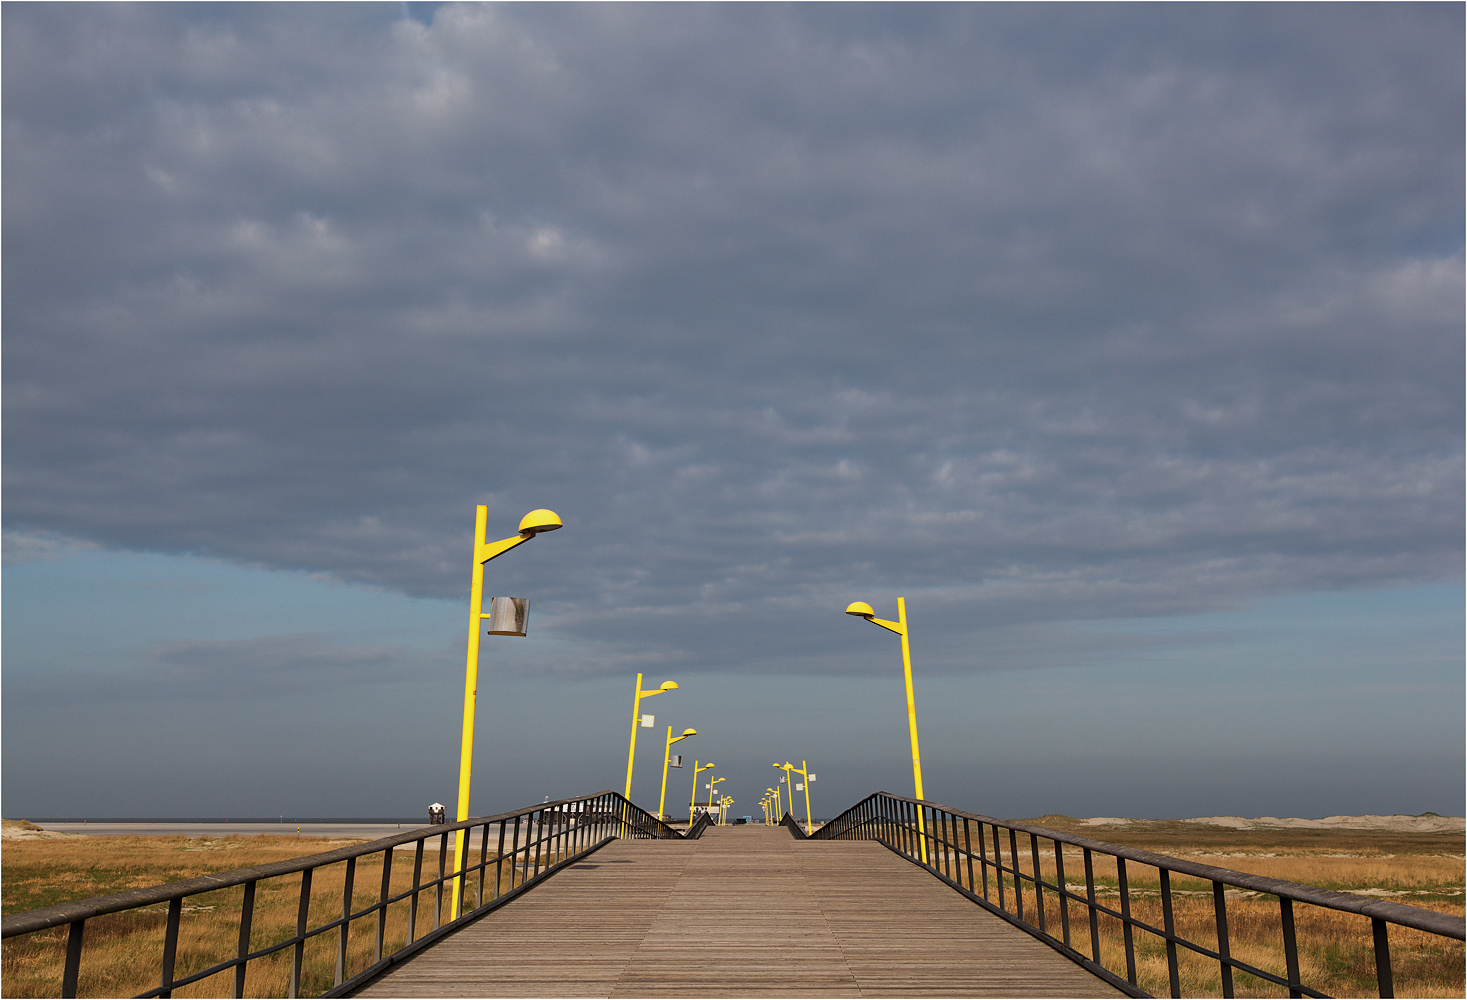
left=4, top=3, right=1462, bottom=823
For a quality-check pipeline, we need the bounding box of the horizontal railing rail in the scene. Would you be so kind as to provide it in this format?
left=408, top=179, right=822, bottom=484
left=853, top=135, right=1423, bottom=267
left=3, top=790, right=696, bottom=998
left=810, top=792, right=1464, bottom=999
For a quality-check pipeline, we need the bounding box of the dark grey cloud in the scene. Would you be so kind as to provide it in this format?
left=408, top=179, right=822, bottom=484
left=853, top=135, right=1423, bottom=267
left=4, top=4, right=1461, bottom=676
left=8, top=632, right=440, bottom=705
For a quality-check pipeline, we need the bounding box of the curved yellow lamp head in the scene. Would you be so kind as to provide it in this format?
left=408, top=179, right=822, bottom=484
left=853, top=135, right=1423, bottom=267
left=845, top=601, right=876, bottom=618
left=518, top=509, right=563, bottom=535
left=659, top=681, right=679, bottom=692
left=681, top=728, right=697, bottom=737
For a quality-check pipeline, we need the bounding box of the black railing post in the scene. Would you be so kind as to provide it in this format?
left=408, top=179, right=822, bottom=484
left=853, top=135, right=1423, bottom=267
left=407, top=840, right=424, bottom=944
left=376, top=847, right=393, bottom=962
left=289, top=868, right=312, bottom=998
left=1117, top=857, right=1136, bottom=986
left=509, top=814, right=522, bottom=894
left=1280, top=896, right=1302, bottom=999
left=964, top=818, right=976, bottom=894
left=1009, top=828, right=1024, bottom=921
left=1029, top=832, right=1046, bottom=935
left=335, top=858, right=355, bottom=987
left=61, top=919, right=84, bottom=998
left=234, top=879, right=256, bottom=998
left=1053, top=840, right=1070, bottom=948
left=476, top=825, right=489, bottom=910
left=995, top=824, right=1007, bottom=910
left=161, top=897, right=183, bottom=999
left=433, top=831, right=448, bottom=929
left=1212, top=880, right=1234, bottom=999
left=1084, top=848, right=1100, bottom=964
left=977, top=821, right=990, bottom=900
left=1160, top=868, right=1180, bottom=998
left=1372, top=917, right=1395, bottom=998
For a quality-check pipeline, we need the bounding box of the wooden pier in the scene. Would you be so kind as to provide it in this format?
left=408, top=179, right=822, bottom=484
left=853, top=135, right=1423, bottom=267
left=353, top=825, right=1120, bottom=998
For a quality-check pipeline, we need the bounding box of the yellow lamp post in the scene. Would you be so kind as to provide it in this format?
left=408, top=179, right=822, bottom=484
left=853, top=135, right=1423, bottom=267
left=624, top=675, right=679, bottom=799
left=845, top=597, right=928, bottom=863
left=706, top=775, right=725, bottom=815
left=769, top=781, right=784, bottom=821
left=658, top=727, right=697, bottom=822
left=782, top=760, right=815, bottom=835
left=450, top=506, right=563, bottom=921
left=689, top=761, right=715, bottom=822
left=719, top=796, right=734, bottom=826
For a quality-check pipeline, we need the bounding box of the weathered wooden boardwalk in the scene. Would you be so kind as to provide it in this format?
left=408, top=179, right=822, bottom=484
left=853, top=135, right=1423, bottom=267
left=354, top=825, right=1120, bottom=998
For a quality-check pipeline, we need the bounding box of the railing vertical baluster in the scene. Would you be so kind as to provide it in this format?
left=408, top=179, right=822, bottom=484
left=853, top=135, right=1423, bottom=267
left=61, top=919, right=84, bottom=998
left=976, top=821, right=989, bottom=900
left=510, top=815, right=522, bottom=892
left=1029, top=832, right=1045, bottom=934
left=160, top=897, right=183, bottom=999
left=478, top=824, right=491, bottom=907
left=289, top=868, right=312, bottom=998
left=335, top=858, right=355, bottom=987
left=407, top=840, right=424, bottom=944
left=375, top=847, right=393, bottom=962
left=234, top=879, right=256, bottom=998
left=1085, top=848, right=1100, bottom=964
left=964, top=818, right=975, bottom=893
left=433, top=831, right=448, bottom=928
left=1009, top=827, right=1024, bottom=921
left=1280, top=896, right=1302, bottom=999
left=1054, top=840, right=1070, bottom=948
left=1160, top=868, right=1180, bottom=998
left=938, top=811, right=946, bottom=876
left=1118, top=857, right=1136, bottom=986
left=533, top=810, right=544, bottom=876
left=493, top=819, right=508, bottom=900
left=994, top=824, right=1007, bottom=910
left=1212, top=880, right=1234, bottom=999
left=1372, top=917, right=1394, bottom=998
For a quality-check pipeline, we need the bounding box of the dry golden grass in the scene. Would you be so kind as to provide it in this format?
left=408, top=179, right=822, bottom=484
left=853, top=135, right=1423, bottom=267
left=923, top=816, right=1465, bottom=998
left=1, top=833, right=555, bottom=998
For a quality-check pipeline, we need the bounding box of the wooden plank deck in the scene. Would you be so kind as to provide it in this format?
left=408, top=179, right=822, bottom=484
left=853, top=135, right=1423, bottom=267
left=353, top=826, right=1122, bottom=998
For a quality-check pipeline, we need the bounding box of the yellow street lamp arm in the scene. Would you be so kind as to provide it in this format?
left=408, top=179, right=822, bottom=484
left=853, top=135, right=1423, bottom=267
left=845, top=601, right=904, bottom=635
left=475, top=509, right=562, bottom=567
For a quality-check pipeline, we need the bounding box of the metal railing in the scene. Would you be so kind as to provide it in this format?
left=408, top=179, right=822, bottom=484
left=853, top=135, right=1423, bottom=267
left=808, top=792, right=1465, bottom=999
left=2, top=790, right=701, bottom=998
